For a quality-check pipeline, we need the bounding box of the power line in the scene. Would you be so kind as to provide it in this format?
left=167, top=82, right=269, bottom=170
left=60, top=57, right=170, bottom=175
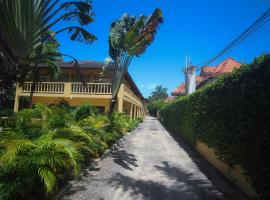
left=197, top=7, right=270, bottom=67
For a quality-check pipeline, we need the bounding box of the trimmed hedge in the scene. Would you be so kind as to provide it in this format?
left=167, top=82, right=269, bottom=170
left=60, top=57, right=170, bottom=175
left=160, top=55, right=270, bottom=199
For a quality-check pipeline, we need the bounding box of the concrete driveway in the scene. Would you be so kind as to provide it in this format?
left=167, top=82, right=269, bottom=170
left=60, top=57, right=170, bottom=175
left=62, top=117, right=248, bottom=200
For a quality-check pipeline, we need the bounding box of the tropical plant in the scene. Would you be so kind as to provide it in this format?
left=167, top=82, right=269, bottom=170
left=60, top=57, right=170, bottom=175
left=148, top=85, right=168, bottom=101
left=72, top=103, right=98, bottom=121
left=103, top=8, right=163, bottom=114
left=27, top=33, right=62, bottom=108
left=0, top=0, right=97, bottom=92
left=0, top=103, right=142, bottom=199
left=0, top=130, right=82, bottom=200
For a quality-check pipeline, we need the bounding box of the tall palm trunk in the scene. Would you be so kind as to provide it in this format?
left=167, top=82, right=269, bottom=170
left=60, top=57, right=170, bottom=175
left=29, top=65, right=39, bottom=108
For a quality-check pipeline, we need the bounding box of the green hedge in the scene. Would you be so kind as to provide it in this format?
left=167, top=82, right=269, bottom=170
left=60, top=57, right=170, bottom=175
left=160, top=55, right=270, bottom=199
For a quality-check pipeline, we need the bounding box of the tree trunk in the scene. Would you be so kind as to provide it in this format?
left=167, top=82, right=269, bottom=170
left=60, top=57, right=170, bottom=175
left=108, top=98, right=117, bottom=115
left=29, top=66, right=39, bottom=108
left=29, top=80, right=36, bottom=108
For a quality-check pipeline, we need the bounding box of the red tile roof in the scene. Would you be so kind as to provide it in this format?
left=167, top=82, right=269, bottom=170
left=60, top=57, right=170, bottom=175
left=172, top=83, right=185, bottom=95
left=200, top=66, right=216, bottom=76
left=211, top=57, right=241, bottom=76
left=172, top=58, right=241, bottom=96
left=172, top=76, right=205, bottom=95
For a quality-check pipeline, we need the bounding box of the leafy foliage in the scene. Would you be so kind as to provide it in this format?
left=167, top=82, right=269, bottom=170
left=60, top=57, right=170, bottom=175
left=148, top=85, right=168, bottom=101
left=104, top=9, right=163, bottom=113
left=0, top=0, right=96, bottom=90
left=159, top=54, right=270, bottom=199
left=147, top=85, right=168, bottom=117
left=72, top=103, right=98, bottom=121
left=147, top=99, right=167, bottom=117
left=0, top=103, right=142, bottom=199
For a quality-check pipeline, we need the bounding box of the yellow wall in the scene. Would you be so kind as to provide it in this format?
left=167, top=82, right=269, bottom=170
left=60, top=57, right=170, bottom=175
left=32, top=96, right=111, bottom=112
left=196, top=142, right=257, bottom=199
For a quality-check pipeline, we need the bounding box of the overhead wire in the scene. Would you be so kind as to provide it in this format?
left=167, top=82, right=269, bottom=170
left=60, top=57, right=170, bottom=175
left=197, top=7, right=270, bottom=67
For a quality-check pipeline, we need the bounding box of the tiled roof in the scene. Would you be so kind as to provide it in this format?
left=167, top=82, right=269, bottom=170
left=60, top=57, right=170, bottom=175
left=172, top=76, right=205, bottom=95
left=211, top=57, right=241, bottom=76
left=172, top=58, right=241, bottom=95
left=200, top=66, right=216, bottom=76
left=172, top=83, right=185, bottom=95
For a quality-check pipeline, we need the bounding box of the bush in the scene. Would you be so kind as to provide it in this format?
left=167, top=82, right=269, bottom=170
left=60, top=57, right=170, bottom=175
left=147, top=99, right=166, bottom=117
left=72, top=103, right=98, bottom=121
left=0, top=103, right=142, bottom=199
left=107, top=112, right=130, bottom=134
left=0, top=109, right=14, bottom=117
left=160, top=54, right=270, bottom=199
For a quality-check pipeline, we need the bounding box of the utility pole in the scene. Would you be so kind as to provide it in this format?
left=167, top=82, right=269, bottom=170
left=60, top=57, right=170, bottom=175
left=184, top=56, right=196, bottom=95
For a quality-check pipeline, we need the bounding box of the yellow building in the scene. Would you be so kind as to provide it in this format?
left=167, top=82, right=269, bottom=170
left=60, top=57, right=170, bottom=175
left=14, top=60, right=145, bottom=118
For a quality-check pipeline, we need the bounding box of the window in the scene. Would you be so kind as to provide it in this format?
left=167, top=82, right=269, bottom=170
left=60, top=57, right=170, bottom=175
left=39, top=75, right=48, bottom=82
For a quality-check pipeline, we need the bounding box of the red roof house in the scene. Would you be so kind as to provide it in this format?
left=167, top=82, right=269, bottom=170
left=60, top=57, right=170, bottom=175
left=172, top=58, right=241, bottom=96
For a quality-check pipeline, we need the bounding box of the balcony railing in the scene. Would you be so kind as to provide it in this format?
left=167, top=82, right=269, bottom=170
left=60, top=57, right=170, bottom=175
left=123, top=85, right=142, bottom=106
left=23, top=82, right=65, bottom=93
left=72, top=83, right=112, bottom=94
left=20, top=82, right=112, bottom=95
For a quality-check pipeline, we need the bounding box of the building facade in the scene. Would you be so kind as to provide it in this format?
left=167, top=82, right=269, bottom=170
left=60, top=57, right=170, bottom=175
left=14, top=60, right=145, bottom=119
left=172, top=58, right=241, bottom=96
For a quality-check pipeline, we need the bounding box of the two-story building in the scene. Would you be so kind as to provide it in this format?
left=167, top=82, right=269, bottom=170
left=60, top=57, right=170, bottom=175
left=14, top=60, right=146, bottom=119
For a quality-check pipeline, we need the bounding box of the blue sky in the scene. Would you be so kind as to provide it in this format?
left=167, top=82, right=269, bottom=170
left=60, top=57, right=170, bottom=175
left=55, top=0, right=270, bottom=97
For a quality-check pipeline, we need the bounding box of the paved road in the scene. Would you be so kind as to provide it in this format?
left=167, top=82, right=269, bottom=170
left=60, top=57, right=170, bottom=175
left=62, top=117, right=248, bottom=200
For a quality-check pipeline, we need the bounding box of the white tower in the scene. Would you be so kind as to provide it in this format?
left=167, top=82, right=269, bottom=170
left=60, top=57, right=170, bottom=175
left=184, top=56, right=196, bottom=95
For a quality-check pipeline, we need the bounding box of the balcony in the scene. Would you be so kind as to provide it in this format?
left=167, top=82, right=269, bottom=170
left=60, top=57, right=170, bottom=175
left=17, top=82, right=112, bottom=98
left=123, top=85, right=142, bottom=106
left=16, top=81, right=142, bottom=107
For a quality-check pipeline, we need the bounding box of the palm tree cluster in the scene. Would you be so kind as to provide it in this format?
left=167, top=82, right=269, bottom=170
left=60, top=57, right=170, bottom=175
left=0, top=0, right=96, bottom=93
left=0, top=102, right=142, bottom=200
left=103, top=8, right=163, bottom=113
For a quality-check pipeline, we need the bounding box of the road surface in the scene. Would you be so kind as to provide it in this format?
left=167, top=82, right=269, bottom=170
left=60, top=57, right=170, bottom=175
left=62, top=116, right=248, bottom=200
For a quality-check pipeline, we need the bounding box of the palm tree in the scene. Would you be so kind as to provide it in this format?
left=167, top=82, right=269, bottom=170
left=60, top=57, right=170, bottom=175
left=104, top=8, right=163, bottom=114
left=149, top=85, right=168, bottom=101
left=0, top=129, right=82, bottom=199
left=0, top=0, right=97, bottom=91
left=27, top=33, right=62, bottom=108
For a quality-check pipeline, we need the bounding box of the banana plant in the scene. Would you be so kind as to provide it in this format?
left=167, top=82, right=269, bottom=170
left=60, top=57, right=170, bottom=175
left=104, top=8, right=163, bottom=114
left=0, top=0, right=97, bottom=90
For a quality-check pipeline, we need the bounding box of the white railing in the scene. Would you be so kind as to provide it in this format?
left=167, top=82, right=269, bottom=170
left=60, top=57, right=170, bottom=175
left=71, top=83, right=112, bottom=94
left=22, top=82, right=65, bottom=93
left=21, top=82, right=112, bottom=95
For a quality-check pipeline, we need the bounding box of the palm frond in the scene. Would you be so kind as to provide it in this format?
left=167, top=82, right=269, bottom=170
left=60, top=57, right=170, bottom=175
left=38, top=167, right=57, bottom=193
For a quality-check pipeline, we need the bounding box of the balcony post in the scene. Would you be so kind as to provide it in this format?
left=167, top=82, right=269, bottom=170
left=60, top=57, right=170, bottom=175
left=14, top=83, right=21, bottom=112
left=117, top=84, right=125, bottom=113
left=65, top=82, right=72, bottom=97
left=14, top=96, right=20, bottom=112
left=130, top=104, right=134, bottom=121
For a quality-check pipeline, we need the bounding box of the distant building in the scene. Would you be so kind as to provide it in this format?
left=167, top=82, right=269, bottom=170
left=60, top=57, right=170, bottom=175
left=164, top=96, right=175, bottom=103
left=172, top=57, right=241, bottom=96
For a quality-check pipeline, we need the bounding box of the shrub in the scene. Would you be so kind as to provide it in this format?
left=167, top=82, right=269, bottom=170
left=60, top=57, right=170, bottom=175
left=107, top=112, right=130, bottom=134
left=0, top=109, right=14, bottom=117
left=147, top=99, right=166, bottom=117
left=0, top=103, right=142, bottom=199
left=78, top=115, right=109, bottom=129
left=159, top=54, right=270, bottom=199
left=54, top=98, right=75, bottom=112
left=0, top=130, right=81, bottom=200
left=72, top=103, right=98, bottom=121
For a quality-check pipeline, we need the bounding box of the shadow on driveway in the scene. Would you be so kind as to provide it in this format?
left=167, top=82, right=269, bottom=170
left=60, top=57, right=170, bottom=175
left=110, top=145, right=138, bottom=171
